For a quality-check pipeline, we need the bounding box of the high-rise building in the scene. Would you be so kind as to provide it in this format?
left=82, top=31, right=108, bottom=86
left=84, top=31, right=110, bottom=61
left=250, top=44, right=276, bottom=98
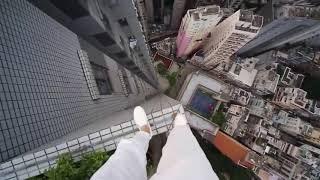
left=192, top=10, right=263, bottom=70
left=237, top=18, right=320, bottom=57
left=135, top=0, right=151, bottom=37
left=145, top=0, right=155, bottom=22
left=275, top=5, right=319, bottom=19
left=227, top=0, right=244, bottom=9
left=0, top=0, right=159, bottom=163
left=153, top=0, right=165, bottom=23
left=171, top=0, right=187, bottom=30
left=176, top=5, right=223, bottom=58
left=30, top=0, right=157, bottom=87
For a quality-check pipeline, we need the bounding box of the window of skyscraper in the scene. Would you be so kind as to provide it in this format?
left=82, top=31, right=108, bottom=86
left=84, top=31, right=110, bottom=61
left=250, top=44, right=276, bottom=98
left=50, top=0, right=89, bottom=19
left=120, top=68, right=132, bottom=94
left=115, top=51, right=127, bottom=58
left=118, top=18, right=129, bottom=27
left=102, top=14, right=112, bottom=31
left=107, top=0, right=119, bottom=7
left=90, top=63, right=113, bottom=95
left=133, top=76, right=140, bottom=94
left=93, top=32, right=116, bottom=46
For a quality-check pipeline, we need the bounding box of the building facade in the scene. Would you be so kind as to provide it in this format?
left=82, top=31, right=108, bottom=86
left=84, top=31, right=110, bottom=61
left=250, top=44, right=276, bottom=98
left=192, top=10, right=263, bottom=70
left=171, top=0, right=187, bottom=30
left=176, top=5, right=222, bottom=58
left=0, top=0, right=158, bottom=163
left=275, top=5, right=320, bottom=19
left=30, top=0, right=158, bottom=87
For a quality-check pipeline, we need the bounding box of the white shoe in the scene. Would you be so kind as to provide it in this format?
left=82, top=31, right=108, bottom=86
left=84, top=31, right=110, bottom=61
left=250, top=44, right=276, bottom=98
left=174, top=113, right=187, bottom=127
left=134, top=106, right=152, bottom=137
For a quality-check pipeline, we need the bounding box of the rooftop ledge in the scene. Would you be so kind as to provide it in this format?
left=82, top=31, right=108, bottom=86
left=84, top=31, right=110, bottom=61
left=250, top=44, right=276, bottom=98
left=0, top=95, right=183, bottom=180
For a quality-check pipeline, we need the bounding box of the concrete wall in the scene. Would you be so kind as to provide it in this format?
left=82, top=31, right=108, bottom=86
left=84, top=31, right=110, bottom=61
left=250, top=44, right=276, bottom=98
left=0, top=0, right=157, bottom=162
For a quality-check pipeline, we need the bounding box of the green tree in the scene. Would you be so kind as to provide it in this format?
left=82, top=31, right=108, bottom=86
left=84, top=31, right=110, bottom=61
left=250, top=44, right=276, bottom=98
left=44, top=152, right=109, bottom=180
left=45, top=154, right=78, bottom=180
left=77, top=152, right=109, bottom=179
left=166, top=72, right=177, bottom=87
left=211, top=111, right=226, bottom=127
left=156, top=63, right=168, bottom=76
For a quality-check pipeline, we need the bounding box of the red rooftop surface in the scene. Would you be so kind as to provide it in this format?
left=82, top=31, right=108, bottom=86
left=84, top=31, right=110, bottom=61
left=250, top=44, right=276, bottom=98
left=212, top=131, right=251, bottom=167
left=153, top=52, right=173, bottom=70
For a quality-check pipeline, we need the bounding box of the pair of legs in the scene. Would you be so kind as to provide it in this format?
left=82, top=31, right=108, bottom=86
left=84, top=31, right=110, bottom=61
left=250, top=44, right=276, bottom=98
left=91, top=106, right=218, bottom=180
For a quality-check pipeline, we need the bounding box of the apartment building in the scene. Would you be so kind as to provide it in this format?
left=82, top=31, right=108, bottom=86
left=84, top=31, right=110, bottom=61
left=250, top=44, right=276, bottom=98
left=277, top=65, right=305, bottom=88
left=305, top=99, right=320, bottom=116
left=248, top=97, right=274, bottom=119
left=192, top=10, right=263, bottom=71
left=253, top=63, right=280, bottom=95
left=272, top=111, right=313, bottom=136
left=223, top=104, right=249, bottom=136
left=227, top=57, right=258, bottom=87
left=30, top=0, right=157, bottom=87
left=273, top=87, right=308, bottom=110
left=305, top=128, right=320, bottom=146
left=176, top=5, right=223, bottom=58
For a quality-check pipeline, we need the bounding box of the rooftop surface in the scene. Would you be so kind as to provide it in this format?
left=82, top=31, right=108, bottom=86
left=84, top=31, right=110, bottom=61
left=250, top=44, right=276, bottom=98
left=1, top=95, right=182, bottom=179
left=154, top=53, right=173, bottom=69
left=178, top=72, right=231, bottom=106
left=23, top=95, right=181, bottom=154
left=213, top=131, right=249, bottom=165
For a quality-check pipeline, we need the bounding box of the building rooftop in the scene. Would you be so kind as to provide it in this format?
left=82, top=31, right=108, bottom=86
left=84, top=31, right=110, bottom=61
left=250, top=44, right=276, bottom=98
left=202, top=6, right=220, bottom=16
left=239, top=10, right=254, bottom=22
left=224, top=105, right=249, bottom=136
left=278, top=65, right=305, bottom=88
left=252, top=15, right=264, bottom=28
left=213, top=131, right=250, bottom=166
left=153, top=52, right=173, bottom=70
left=295, top=88, right=308, bottom=106
left=230, top=88, right=251, bottom=106
left=253, top=63, right=280, bottom=95
left=192, top=12, right=200, bottom=21
left=228, top=58, right=258, bottom=87
left=188, top=5, right=221, bottom=20
left=178, top=72, right=232, bottom=106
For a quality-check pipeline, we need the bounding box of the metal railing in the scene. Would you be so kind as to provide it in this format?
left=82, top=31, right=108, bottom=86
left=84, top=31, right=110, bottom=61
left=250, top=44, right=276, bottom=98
left=0, top=104, right=183, bottom=180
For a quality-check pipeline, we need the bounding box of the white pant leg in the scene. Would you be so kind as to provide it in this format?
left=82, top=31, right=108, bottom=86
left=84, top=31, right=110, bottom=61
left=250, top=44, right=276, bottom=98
left=150, top=124, right=219, bottom=180
left=91, top=131, right=150, bottom=180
